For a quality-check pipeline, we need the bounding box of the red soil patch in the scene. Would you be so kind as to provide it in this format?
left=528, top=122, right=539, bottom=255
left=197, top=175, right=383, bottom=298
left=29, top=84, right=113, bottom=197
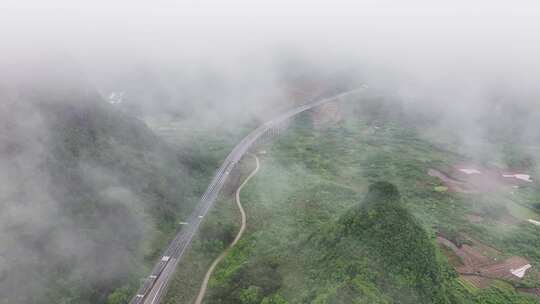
left=462, top=275, right=492, bottom=289
left=429, top=164, right=532, bottom=194
left=481, top=256, right=530, bottom=279
left=437, top=236, right=531, bottom=289
left=452, top=165, right=505, bottom=192
left=427, top=169, right=474, bottom=193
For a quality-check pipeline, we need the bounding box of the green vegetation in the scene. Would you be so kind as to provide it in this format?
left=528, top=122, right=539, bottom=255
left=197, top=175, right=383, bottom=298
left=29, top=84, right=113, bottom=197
left=0, top=97, right=250, bottom=304
left=435, top=186, right=449, bottom=192
left=166, top=96, right=540, bottom=303
left=163, top=194, right=240, bottom=304
left=35, top=100, right=205, bottom=304
left=311, top=181, right=451, bottom=303
left=502, top=145, right=536, bottom=171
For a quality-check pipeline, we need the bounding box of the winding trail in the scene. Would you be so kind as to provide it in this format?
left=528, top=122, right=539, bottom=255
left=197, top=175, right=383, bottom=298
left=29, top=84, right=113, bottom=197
left=194, top=154, right=260, bottom=304
left=130, top=88, right=367, bottom=304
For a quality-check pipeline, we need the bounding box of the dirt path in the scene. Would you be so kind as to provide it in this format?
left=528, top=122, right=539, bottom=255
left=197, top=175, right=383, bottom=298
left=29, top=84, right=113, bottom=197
left=194, top=154, right=260, bottom=304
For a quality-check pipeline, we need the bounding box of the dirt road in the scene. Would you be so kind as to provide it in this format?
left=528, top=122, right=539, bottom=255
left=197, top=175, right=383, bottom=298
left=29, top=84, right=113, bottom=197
left=194, top=154, right=260, bottom=304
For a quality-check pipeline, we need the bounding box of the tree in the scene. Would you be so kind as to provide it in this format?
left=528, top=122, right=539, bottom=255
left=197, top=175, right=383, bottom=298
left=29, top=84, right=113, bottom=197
left=239, top=286, right=262, bottom=304
left=261, top=294, right=289, bottom=304
left=106, top=286, right=131, bottom=304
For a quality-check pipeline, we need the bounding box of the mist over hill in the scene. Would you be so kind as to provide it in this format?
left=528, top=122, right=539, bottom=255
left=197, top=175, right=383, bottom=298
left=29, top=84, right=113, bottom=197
left=0, top=71, right=198, bottom=303
left=2, top=1, right=540, bottom=304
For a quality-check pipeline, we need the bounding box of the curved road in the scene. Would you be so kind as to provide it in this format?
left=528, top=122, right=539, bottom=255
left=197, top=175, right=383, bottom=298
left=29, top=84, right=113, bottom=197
left=194, top=153, right=259, bottom=304
left=129, top=86, right=368, bottom=304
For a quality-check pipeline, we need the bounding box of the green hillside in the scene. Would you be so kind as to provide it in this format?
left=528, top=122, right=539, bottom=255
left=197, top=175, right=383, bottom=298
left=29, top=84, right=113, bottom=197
left=165, top=95, right=540, bottom=304
left=0, top=89, right=220, bottom=304
left=310, top=181, right=449, bottom=303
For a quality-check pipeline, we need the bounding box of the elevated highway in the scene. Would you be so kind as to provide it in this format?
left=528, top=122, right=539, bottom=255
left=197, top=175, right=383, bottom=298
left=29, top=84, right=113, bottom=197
left=129, top=86, right=367, bottom=304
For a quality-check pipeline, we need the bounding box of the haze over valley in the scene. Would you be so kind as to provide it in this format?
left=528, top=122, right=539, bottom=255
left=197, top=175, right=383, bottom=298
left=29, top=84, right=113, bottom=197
left=1, top=1, right=540, bottom=304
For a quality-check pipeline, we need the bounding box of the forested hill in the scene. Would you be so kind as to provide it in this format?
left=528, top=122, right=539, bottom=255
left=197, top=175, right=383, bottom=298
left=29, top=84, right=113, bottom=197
left=310, top=182, right=453, bottom=303
left=0, top=80, right=197, bottom=304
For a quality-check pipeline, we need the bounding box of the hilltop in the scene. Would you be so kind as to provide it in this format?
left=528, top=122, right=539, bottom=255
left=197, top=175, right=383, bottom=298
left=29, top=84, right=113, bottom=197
left=308, top=181, right=450, bottom=303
